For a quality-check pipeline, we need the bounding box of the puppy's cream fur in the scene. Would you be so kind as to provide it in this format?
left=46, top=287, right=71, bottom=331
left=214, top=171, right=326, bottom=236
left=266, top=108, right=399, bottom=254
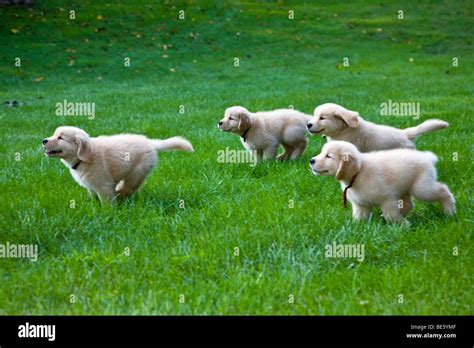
left=307, top=103, right=448, bottom=152
left=310, top=141, right=455, bottom=222
left=218, top=106, right=311, bottom=161
left=43, top=126, right=193, bottom=202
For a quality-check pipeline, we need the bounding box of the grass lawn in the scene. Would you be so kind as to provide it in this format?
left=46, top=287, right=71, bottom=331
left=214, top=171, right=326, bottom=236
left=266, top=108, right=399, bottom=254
left=0, top=0, right=472, bottom=315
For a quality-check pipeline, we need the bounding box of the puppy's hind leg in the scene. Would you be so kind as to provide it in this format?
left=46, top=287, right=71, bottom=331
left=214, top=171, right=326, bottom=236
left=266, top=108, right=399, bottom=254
left=439, top=184, right=456, bottom=215
left=288, top=138, right=308, bottom=160
left=116, top=160, right=155, bottom=199
left=116, top=174, right=146, bottom=199
left=277, top=144, right=293, bottom=161
left=411, top=178, right=455, bottom=215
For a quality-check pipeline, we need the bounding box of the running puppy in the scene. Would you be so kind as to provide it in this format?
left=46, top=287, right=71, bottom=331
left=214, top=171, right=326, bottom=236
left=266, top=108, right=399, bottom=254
left=218, top=106, right=311, bottom=161
left=43, top=126, right=193, bottom=202
left=307, top=103, right=448, bottom=152
left=309, top=141, right=455, bottom=223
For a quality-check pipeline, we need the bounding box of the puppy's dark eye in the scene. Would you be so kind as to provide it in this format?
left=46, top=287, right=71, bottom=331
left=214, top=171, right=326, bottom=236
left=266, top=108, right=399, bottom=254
left=320, top=117, right=326, bottom=120
left=58, top=136, right=63, bottom=140
left=326, top=154, right=332, bottom=158
left=229, top=117, right=234, bottom=121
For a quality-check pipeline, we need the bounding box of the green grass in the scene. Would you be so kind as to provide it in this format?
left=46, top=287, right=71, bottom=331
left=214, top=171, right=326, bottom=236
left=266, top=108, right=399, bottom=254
left=0, top=0, right=473, bottom=315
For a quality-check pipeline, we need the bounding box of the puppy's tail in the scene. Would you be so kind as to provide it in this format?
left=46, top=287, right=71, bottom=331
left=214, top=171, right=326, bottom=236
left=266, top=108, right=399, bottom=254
left=152, top=136, right=194, bottom=152
left=403, top=119, right=449, bottom=140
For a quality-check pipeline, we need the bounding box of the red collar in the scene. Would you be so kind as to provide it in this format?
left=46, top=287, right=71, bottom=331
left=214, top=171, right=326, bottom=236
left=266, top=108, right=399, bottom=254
left=343, top=174, right=358, bottom=208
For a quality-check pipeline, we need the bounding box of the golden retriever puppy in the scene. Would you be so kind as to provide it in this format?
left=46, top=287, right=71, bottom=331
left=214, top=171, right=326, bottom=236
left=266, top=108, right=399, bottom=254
left=43, top=126, right=193, bottom=202
left=218, top=106, right=311, bottom=161
left=307, top=103, right=448, bottom=152
left=309, top=141, right=455, bottom=223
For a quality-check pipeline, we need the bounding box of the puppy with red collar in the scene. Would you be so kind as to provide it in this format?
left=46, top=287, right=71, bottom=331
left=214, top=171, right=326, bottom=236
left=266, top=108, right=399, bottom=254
left=309, top=141, right=455, bottom=223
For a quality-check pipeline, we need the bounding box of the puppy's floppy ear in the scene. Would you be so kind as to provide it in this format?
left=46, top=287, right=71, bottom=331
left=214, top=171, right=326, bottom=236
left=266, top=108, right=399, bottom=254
left=237, top=111, right=253, bottom=131
left=75, top=135, right=92, bottom=162
left=335, top=106, right=359, bottom=128
left=336, top=151, right=361, bottom=180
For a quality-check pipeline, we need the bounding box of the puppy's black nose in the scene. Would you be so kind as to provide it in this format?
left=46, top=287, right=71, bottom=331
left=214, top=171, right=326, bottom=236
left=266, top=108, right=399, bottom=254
left=310, top=159, right=315, bottom=165
left=307, top=123, right=313, bottom=129
left=42, top=139, right=48, bottom=145
left=218, top=121, right=223, bottom=126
